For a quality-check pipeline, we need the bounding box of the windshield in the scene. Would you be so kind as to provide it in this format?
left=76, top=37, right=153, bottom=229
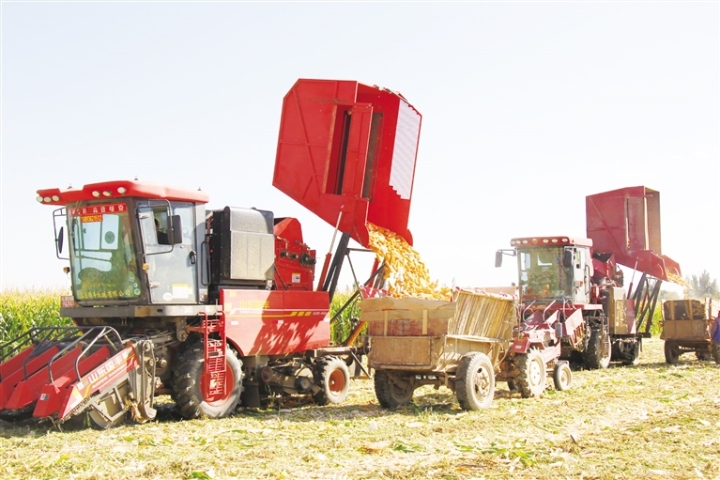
left=68, top=202, right=141, bottom=301
left=517, top=246, right=572, bottom=300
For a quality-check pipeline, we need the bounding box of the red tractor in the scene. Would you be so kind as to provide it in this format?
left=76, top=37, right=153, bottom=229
left=496, top=187, right=681, bottom=370
left=0, top=78, right=423, bottom=428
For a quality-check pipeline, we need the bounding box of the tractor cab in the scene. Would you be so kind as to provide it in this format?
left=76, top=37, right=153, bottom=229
left=37, top=180, right=208, bottom=307
left=497, top=236, right=593, bottom=308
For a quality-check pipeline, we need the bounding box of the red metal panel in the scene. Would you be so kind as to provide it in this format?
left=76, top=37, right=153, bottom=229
left=586, top=186, right=681, bottom=281
left=57, top=346, right=139, bottom=420
left=5, top=348, right=82, bottom=410
left=273, top=79, right=420, bottom=247
left=221, top=288, right=330, bottom=356
left=0, top=345, right=61, bottom=410
left=273, top=217, right=316, bottom=291
left=0, top=346, right=34, bottom=380
left=33, top=346, right=111, bottom=418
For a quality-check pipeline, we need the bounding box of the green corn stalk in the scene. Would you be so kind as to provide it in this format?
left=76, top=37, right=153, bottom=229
left=329, top=291, right=364, bottom=346
left=0, top=289, right=73, bottom=348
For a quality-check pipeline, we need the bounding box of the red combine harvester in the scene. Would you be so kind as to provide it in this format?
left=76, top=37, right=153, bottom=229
left=496, top=186, right=681, bottom=369
left=0, top=79, right=422, bottom=428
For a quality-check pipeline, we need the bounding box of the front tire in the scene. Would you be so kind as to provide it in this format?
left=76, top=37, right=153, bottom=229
left=515, top=348, right=547, bottom=398
left=552, top=362, right=572, bottom=391
left=172, top=342, right=244, bottom=419
left=374, top=370, right=415, bottom=408
left=313, top=356, right=350, bottom=406
left=584, top=326, right=611, bottom=369
left=455, top=352, right=495, bottom=410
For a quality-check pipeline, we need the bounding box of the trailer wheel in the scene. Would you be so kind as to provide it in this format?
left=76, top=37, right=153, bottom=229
left=313, top=356, right=350, bottom=406
left=172, top=342, right=243, bottom=419
left=583, top=326, right=611, bottom=369
left=515, top=349, right=546, bottom=398
left=456, top=352, right=495, bottom=411
left=664, top=341, right=679, bottom=365
left=552, top=362, right=572, bottom=391
left=373, top=370, right=415, bottom=408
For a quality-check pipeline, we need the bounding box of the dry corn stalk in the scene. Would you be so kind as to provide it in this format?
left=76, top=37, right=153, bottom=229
left=367, top=223, right=452, bottom=300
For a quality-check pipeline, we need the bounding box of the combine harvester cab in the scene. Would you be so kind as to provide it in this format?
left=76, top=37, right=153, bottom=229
left=2, top=79, right=423, bottom=429
left=497, top=186, right=681, bottom=369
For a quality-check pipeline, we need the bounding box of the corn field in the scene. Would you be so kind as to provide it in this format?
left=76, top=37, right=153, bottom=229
left=0, top=289, right=74, bottom=346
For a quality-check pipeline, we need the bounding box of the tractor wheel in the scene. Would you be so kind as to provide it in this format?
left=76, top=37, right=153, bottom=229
left=313, top=356, right=350, bottom=406
left=172, top=342, right=244, bottom=419
left=373, top=370, right=415, bottom=408
left=455, top=352, right=495, bottom=411
left=621, top=341, right=642, bottom=366
left=695, top=351, right=713, bottom=361
left=713, top=342, right=720, bottom=365
left=515, top=349, right=547, bottom=398
left=583, top=326, right=611, bottom=370
left=552, top=362, right=573, bottom=391
left=664, top=341, right=680, bottom=365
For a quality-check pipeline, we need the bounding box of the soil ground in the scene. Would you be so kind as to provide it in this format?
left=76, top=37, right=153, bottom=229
left=1, top=338, right=718, bottom=480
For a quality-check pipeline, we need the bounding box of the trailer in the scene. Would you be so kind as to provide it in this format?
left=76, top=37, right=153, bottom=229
left=661, top=299, right=718, bottom=365
left=363, top=288, right=572, bottom=410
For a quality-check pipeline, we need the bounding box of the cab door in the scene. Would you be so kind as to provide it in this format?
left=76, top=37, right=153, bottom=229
left=139, top=202, right=198, bottom=304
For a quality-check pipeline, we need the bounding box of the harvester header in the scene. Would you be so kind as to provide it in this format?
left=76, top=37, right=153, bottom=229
left=273, top=79, right=421, bottom=248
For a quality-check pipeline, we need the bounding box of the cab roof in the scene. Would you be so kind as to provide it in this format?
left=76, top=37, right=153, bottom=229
left=36, top=180, right=209, bottom=206
left=510, top=236, right=593, bottom=247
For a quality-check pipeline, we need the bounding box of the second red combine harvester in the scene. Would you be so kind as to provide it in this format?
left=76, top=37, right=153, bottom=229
left=496, top=186, right=681, bottom=373
left=0, top=78, right=423, bottom=428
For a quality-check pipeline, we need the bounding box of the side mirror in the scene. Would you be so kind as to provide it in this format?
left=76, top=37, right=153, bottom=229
left=57, top=227, right=65, bottom=255
left=495, top=251, right=503, bottom=268
left=563, top=249, right=573, bottom=268
left=168, top=215, right=183, bottom=245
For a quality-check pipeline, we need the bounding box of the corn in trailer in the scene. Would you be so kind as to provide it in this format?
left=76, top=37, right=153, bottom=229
left=364, top=289, right=573, bottom=410
left=1, top=79, right=424, bottom=428
left=661, top=299, right=719, bottom=365
left=496, top=186, right=682, bottom=369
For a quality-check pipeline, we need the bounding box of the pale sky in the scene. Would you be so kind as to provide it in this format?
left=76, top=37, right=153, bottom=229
left=2, top=2, right=718, bottom=292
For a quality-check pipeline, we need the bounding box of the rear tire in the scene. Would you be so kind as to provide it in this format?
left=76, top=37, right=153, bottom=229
left=713, top=342, right=720, bottom=365
left=664, top=341, right=679, bottom=365
left=584, top=326, right=611, bottom=369
left=313, top=356, right=350, bottom=406
left=172, top=342, right=243, bottom=419
left=455, top=352, right=495, bottom=410
left=374, top=370, right=415, bottom=408
left=515, top=349, right=547, bottom=398
left=552, top=362, right=572, bottom=391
